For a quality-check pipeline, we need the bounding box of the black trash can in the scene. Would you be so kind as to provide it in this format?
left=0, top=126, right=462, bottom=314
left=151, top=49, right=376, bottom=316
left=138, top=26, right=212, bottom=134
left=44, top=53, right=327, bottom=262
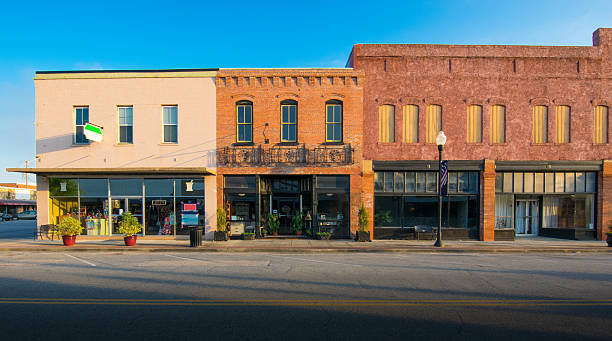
left=189, top=226, right=203, bottom=247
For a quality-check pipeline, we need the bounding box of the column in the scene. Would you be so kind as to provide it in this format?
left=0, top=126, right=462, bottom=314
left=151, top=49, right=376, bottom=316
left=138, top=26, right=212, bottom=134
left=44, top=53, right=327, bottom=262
left=480, top=160, right=496, bottom=241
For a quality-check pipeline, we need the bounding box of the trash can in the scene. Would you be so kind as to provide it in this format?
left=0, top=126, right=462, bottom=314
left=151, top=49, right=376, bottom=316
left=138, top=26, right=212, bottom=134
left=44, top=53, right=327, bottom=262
left=189, top=226, right=203, bottom=247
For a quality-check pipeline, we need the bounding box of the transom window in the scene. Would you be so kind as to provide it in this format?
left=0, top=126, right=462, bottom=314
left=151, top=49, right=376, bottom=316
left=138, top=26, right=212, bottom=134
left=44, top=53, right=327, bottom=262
left=325, top=100, right=342, bottom=142
left=236, top=101, right=253, bottom=143
left=162, top=106, right=178, bottom=143
left=118, top=106, right=133, bottom=144
left=281, top=100, right=297, bottom=142
left=75, top=106, right=89, bottom=144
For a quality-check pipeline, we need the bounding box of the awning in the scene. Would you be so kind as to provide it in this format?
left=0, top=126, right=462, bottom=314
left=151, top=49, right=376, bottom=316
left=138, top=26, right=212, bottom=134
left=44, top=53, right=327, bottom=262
left=0, top=199, right=36, bottom=206
left=7, top=167, right=216, bottom=176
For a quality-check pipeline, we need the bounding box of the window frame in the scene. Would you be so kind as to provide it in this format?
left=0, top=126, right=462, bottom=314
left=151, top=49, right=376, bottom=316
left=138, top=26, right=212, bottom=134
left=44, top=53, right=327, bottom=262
left=555, top=105, right=571, bottom=144
left=280, top=100, right=297, bottom=143
left=162, top=105, right=178, bottom=144
left=74, top=106, right=90, bottom=144
left=325, top=100, right=343, bottom=143
left=236, top=101, right=253, bottom=143
left=532, top=105, right=548, bottom=144
left=466, top=104, right=483, bottom=143
left=594, top=105, right=609, bottom=144
left=490, top=104, right=506, bottom=144
left=379, top=104, right=395, bottom=143
left=118, top=106, right=133, bottom=144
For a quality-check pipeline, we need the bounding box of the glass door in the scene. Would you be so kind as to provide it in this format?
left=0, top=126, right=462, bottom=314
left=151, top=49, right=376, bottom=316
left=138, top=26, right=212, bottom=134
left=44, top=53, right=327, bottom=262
left=515, top=200, right=539, bottom=236
left=111, top=197, right=143, bottom=235
left=273, top=196, right=299, bottom=234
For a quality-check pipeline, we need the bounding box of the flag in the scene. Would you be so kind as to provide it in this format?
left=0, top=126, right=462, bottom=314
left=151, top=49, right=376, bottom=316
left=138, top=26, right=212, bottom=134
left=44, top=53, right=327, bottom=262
left=440, top=160, right=448, bottom=196
left=84, top=123, right=103, bottom=142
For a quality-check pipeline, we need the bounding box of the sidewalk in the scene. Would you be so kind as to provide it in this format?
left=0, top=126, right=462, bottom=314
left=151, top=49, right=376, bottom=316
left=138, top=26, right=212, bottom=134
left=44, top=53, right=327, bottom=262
left=0, top=236, right=609, bottom=253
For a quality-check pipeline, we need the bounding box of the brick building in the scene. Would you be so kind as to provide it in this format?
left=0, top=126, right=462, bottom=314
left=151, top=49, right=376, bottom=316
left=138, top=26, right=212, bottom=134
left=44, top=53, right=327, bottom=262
left=349, top=28, right=612, bottom=241
left=215, top=69, right=366, bottom=237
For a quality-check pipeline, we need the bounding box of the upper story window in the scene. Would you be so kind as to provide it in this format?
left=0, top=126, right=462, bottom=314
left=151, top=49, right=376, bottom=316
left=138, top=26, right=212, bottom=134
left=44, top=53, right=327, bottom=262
left=162, top=105, right=178, bottom=143
left=118, top=106, right=133, bottom=144
left=325, top=100, right=342, bottom=142
left=280, top=100, right=297, bottom=142
left=74, top=106, right=89, bottom=144
left=594, top=105, right=609, bottom=144
left=403, top=105, right=418, bottom=143
left=379, top=104, right=395, bottom=143
left=555, top=105, right=571, bottom=143
left=466, top=105, right=482, bottom=143
left=491, top=105, right=506, bottom=143
left=236, top=101, right=253, bottom=143
left=532, top=105, right=548, bottom=143
left=426, top=105, right=441, bottom=143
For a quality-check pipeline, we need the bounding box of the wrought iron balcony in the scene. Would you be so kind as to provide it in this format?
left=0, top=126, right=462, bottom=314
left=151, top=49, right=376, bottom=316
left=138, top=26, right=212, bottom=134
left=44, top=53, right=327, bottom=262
left=217, top=144, right=353, bottom=167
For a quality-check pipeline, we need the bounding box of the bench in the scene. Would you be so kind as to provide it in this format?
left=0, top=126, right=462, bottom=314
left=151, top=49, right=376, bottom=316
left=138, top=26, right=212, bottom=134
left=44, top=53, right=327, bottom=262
left=38, top=224, right=59, bottom=240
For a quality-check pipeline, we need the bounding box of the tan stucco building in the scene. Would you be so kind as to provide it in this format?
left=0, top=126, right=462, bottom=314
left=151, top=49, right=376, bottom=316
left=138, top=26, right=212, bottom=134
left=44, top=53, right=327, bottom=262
left=12, top=69, right=218, bottom=239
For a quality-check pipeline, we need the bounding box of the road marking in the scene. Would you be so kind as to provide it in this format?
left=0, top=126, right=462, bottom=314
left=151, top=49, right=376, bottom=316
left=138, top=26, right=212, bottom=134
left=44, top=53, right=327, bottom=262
left=0, top=298, right=610, bottom=307
left=268, top=255, right=363, bottom=267
left=166, top=254, right=208, bottom=263
left=63, top=253, right=96, bottom=267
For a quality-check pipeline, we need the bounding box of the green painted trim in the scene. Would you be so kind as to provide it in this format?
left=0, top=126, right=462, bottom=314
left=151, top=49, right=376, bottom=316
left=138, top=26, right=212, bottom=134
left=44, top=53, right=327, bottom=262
left=84, top=124, right=102, bottom=135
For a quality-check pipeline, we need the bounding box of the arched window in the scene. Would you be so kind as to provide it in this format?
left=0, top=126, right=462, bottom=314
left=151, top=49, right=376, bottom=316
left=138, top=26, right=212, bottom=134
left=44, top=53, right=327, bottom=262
left=594, top=105, right=609, bottom=144
left=236, top=100, right=253, bottom=143
left=325, top=100, right=342, bottom=142
left=491, top=105, right=506, bottom=143
left=532, top=105, right=548, bottom=143
left=280, top=99, right=297, bottom=142
left=379, top=104, right=395, bottom=143
left=466, top=105, right=482, bottom=143
left=426, top=104, right=442, bottom=143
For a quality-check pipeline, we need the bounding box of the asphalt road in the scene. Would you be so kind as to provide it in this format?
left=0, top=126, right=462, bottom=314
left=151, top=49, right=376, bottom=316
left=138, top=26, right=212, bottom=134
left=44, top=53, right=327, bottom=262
left=0, top=250, right=611, bottom=340
left=0, top=219, right=36, bottom=239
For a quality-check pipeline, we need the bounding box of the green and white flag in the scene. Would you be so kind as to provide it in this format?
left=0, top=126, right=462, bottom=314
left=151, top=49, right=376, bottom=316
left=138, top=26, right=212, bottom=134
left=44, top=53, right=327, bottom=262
left=84, top=123, right=103, bottom=142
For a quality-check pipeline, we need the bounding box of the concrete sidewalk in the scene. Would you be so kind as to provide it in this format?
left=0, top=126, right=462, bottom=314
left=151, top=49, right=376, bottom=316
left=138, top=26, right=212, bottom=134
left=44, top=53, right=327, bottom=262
left=0, top=236, right=609, bottom=253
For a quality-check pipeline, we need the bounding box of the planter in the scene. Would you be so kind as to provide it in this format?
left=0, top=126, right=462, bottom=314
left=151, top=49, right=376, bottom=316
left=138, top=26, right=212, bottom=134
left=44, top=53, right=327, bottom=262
left=214, top=231, right=229, bottom=241
left=242, top=233, right=255, bottom=240
left=295, top=230, right=302, bottom=236
left=356, top=231, right=371, bottom=242
left=316, top=233, right=331, bottom=240
left=124, top=235, right=137, bottom=246
left=62, top=235, right=77, bottom=246
left=272, top=231, right=278, bottom=236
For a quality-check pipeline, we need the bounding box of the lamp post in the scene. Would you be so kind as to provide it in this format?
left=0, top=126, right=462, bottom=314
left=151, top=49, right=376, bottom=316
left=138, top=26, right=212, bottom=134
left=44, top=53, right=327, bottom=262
left=434, top=131, right=447, bottom=247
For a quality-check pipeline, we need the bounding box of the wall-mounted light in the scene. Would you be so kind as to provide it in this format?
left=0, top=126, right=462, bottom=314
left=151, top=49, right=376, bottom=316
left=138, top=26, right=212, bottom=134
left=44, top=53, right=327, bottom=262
left=263, top=123, right=269, bottom=144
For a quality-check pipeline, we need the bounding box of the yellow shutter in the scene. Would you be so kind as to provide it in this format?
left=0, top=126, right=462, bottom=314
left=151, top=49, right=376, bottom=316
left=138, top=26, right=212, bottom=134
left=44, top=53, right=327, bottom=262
left=532, top=105, right=548, bottom=143
left=403, top=105, right=418, bottom=143
left=594, top=105, right=609, bottom=144
left=426, top=105, right=441, bottom=143
left=491, top=105, right=506, bottom=143
left=379, top=105, right=395, bottom=143
left=467, top=105, right=482, bottom=143
left=555, top=105, right=570, bottom=143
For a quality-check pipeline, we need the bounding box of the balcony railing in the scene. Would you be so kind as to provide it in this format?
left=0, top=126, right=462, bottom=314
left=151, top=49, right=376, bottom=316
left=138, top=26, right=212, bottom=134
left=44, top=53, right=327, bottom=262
left=217, top=144, right=353, bottom=167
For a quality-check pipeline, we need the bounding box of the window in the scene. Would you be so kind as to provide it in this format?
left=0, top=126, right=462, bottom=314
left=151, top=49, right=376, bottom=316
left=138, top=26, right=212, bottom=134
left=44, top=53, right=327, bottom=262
left=594, top=105, right=609, bottom=144
left=403, top=105, right=418, bottom=143
left=75, top=106, right=89, bottom=144
left=491, top=105, right=506, bottom=143
left=555, top=105, right=570, bottom=143
left=325, top=100, right=342, bottom=142
left=532, top=105, right=548, bottom=143
left=118, top=106, right=133, bottom=143
left=466, top=105, right=482, bottom=143
left=236, top=101, right=253, bottom=143
left=162, top=106, right=178, bottom=143
left=280, top=100, right=297, bottom=142
left=379, top=104, right=394, bottom=143
left=426, top=105, right=441, bottom=143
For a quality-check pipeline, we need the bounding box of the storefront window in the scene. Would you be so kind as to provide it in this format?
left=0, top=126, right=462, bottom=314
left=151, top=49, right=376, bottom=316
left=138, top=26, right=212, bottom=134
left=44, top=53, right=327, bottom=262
left=50, top=178, right=78, bottom=197
left=79, top=179, right=108, bottom=197
left=145, top=179, right=174, bottom=235
left=80, top=198, right=109, bottom=236
left=175, top=198, right=204, bottom=235
left=317, top=192, right=349, bottom=237
left=543, top=195, right=594, bottom=229
left=110, top=179, right=143, bottom=196
left=495, top=194, right=513, bottom=228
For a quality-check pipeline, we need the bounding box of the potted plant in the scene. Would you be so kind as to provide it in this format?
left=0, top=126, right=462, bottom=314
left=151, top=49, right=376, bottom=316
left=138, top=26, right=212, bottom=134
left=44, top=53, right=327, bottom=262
left=57, top=216, right=83, bottom=246
left=242, top=232, right=255, bottom=240
left=214, top=208, right=229, bottom=241
left=291, top=212, right=304, bottom=235
left=356, top=204, right=371, bottom=242
left=118, top=212, right=142, bottom=246
left=607, top=220, right=612, bottom=247
left=266, top=213, right=280, bottom=236
left=374, top=210, right=392, bottom=227
left=316, top=231, right=331, bottom=240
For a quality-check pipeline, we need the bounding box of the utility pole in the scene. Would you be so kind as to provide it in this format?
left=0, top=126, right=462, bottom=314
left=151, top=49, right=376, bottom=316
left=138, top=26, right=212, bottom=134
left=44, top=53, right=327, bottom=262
left=25, top=160, right=28, bottom=187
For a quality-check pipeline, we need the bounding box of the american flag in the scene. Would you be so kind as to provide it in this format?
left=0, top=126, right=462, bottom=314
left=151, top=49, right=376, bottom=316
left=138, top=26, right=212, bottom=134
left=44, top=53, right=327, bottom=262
left=440, top=160, right=448, bottom=196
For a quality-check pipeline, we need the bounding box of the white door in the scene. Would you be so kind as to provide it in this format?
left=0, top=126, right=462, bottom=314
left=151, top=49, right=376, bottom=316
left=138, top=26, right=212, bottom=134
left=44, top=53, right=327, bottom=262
left=515, top=200, right=539, bottom=236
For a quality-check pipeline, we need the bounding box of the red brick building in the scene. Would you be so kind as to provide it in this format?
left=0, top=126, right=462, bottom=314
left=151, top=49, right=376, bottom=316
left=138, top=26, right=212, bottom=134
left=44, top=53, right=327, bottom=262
left=215, top=69, right=367, bottom=238
left=349, top=28, right=612, bottom=241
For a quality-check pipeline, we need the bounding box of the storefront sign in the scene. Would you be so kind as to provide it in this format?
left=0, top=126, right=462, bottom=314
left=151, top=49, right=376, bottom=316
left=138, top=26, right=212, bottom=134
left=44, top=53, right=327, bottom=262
left=84, top=123, right=103, bottom=142
left=152, top=200, right=167, bottom=206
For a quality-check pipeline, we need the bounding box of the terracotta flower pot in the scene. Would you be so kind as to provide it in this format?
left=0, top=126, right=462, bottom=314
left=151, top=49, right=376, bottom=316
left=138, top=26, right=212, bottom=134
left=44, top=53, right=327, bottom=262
left=124, top=235, right=137, bottom=246
left=295, top=230, right=302, bottom=236
left=62, top=235, right=77, bottom=246
left=272, top=231, right=278, bottom=236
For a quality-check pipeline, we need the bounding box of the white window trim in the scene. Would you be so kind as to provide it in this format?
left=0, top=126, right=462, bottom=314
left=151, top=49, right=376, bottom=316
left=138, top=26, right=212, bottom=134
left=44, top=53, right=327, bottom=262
left=74, top=106, right=89, bottom=145
left=118, top=106, right=133, bottom=144
left=162, top=105, right=178, bottom=143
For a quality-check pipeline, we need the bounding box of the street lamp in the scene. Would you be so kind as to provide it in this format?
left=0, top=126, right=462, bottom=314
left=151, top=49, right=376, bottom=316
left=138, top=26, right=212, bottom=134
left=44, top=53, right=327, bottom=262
left=434, top=131, right=447, bottom=247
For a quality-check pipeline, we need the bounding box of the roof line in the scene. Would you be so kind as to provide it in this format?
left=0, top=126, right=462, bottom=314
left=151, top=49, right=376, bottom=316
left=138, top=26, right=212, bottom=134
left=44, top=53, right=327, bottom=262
left=36, top=68, right=219, bottom=75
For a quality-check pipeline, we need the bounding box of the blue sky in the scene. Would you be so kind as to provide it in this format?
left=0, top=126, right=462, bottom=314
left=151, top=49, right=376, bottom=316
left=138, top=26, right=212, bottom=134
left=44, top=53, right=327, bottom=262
left=1, top=0, right=611, bottom=183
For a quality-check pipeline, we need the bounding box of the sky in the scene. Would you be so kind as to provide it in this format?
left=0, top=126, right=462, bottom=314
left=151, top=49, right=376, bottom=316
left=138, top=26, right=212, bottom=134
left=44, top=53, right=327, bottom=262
left=0, top=0, right=611, bottom=183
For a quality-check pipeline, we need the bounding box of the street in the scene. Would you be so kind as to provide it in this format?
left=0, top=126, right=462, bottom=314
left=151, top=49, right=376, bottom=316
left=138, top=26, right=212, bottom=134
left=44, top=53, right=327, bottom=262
left=0, top=246, right=611, bottom=340
left=0, top=219, right=36, bottom=239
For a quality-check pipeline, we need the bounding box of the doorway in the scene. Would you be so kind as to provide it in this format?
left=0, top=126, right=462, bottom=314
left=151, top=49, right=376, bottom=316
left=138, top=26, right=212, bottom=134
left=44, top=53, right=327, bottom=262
left=515, top=199, right=539, bottom=236
left=273, top=195, right=300, bottom=234
left=111, top=197, right=143, bottom=235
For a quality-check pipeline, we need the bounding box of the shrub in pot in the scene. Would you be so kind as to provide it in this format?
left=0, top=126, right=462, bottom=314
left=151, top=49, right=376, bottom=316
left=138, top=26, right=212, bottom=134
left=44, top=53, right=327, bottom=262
left=316, top=232, right=331, bottom=240
left=242, top=232, right=255, bottom=240
left=57, top=216, right=83, bottom=246
left=118, top=212, right=142, bottom=246
left=214, top=208, right=229, bottom=241
left=356, top=204, right=371, bottom=242
left=291, top=212, right=304, bottom=235
left=266, top=213, right=280, bottom=236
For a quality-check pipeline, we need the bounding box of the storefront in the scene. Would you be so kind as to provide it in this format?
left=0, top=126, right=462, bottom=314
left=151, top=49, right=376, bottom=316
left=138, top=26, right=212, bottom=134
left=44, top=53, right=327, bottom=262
left=223, top=174, right=350, bottom=238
